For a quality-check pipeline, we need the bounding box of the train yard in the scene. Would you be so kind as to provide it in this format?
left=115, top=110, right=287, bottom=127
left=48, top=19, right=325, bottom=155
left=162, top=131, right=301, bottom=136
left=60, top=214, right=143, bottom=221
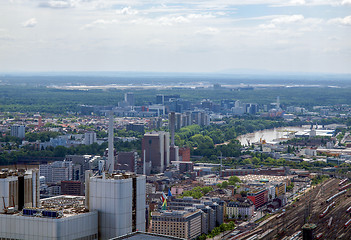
left=225, top=178, right=351, bottom=239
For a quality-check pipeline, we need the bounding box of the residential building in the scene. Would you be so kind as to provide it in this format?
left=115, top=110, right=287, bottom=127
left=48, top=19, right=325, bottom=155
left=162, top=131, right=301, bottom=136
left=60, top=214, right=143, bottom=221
left=10, top=125, right=25, bottom=139
left=84, top=131, right=97, bottom=145
left=226, top=198, right=254, bottom=219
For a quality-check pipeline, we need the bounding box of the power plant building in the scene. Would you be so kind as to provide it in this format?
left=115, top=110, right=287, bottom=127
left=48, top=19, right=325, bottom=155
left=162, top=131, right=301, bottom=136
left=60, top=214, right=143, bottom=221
left=86, top=172, right=146, bottom=240
left=0, top=195, right=98, bottom=240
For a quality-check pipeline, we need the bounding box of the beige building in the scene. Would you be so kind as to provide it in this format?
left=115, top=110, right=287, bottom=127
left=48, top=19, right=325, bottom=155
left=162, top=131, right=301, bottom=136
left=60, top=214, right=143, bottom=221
left=151, top=210, right=202, bottom=240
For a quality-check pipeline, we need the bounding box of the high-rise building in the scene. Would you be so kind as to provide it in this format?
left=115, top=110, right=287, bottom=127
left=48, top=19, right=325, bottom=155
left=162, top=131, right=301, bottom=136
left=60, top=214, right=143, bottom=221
left=84, top=131, right=97, bottom=145
left=86, top=172, right=146, bottom=240
left=125, top=92, right=135, bottom=106
left=39, top=161, right=73, bottom=184
left=151, top=210, right=202, bottom=239
left=10, top=125, right=25, bottom=139
left=141, top=132, right=170, bottom=174
left=116, top=151, right=138, bottom=173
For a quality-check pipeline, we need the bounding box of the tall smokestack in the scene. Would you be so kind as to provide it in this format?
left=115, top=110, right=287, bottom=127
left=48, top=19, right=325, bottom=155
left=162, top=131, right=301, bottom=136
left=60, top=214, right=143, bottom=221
left=108, top=111, right=114, bottom=173
left=169, top=112, right=175, bottom=146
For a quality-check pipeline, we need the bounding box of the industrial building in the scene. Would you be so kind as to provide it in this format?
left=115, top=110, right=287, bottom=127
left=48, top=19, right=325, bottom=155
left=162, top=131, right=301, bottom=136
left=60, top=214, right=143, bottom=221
left=0, top=169, right=40, bottom=213
left=0, top=195, right=98, bottom=240
left=86, top=171, right=146, bottom=240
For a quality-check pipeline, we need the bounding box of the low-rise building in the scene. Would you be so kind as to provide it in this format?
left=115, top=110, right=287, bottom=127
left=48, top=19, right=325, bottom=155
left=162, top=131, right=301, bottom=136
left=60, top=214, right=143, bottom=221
left=151, top=210, right=202, bottom=240
left=226, top=198, right=254, bottom=219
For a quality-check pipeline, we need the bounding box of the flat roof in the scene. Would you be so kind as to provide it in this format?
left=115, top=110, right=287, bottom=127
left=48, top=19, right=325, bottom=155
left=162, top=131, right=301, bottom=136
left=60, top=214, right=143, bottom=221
left=111, top=231, right=185, bottom=240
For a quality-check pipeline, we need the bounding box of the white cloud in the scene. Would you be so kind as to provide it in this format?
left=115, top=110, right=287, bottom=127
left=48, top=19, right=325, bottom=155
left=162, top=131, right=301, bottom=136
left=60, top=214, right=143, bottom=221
left=271, top=15, right=304, bottom=24
left=116, top=7, right=139, bottom=15
left=82, top=19, right=118, bottom=29
left=196, top=27, right=220, bottom=35
left=259, top=15, right=305, bottom=29
left=39, top=0, right=76, bottom=9
left=329, top=16, right=351, bottom=26
left=342, top=0, right=351, bottom=5
left=158, top=16, right=190, bottom=26
left=22, top=18, right=37, bottom=28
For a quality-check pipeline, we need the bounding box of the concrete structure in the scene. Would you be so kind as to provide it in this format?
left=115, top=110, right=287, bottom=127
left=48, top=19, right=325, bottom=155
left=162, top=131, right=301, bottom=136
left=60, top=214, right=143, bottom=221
left=151, top=210, right=202, bottom=240
left=87, top=172, right=146, bottom=240
left=0, top=196, right=98, bottom=240
left=0, top=169, right=40, bottom=213
left=142, top=132, right=170, bottom=174
left=10, top=125, right=25, bottom=139
left=84, top=131, right=97, bottom=145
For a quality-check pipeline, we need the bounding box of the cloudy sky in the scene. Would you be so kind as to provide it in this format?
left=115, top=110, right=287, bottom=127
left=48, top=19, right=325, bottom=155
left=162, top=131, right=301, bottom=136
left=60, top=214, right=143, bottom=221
left=0, top=0, right=350, bottom=73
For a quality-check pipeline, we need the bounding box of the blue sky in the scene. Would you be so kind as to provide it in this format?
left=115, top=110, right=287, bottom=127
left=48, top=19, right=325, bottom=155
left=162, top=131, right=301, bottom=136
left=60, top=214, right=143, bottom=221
left=0, top=0, right=350, bottom=73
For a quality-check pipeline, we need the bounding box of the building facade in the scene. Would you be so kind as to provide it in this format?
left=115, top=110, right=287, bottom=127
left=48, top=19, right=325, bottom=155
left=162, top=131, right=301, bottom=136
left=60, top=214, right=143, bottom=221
left=87, top=172, right=146, bottom=240
left=151, top=210, right=202, bottom=240
left=141, top=132, right=170, bottom=174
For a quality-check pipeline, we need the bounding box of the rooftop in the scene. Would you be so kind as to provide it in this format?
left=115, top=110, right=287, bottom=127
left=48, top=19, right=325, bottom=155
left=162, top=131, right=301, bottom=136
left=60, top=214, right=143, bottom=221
left=111, top=231, right=185, bottom=240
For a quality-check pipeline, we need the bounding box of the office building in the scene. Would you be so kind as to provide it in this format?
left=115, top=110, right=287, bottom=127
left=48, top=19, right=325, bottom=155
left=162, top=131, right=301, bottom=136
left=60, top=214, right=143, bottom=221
left=151, top=210, right=202, bottom=240
left=142, top=132, right=170, bottom=174
left=247, top=188, right=268, bottom=208
left=39, top=161, right=73, bottom=184
left=86, top=172, right=146, bottom=240
left=10, top=125, right=25, bottom=139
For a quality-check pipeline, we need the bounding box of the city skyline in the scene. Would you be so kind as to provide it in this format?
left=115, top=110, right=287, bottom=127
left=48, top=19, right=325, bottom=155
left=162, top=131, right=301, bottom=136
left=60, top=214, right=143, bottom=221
left=0, top=0, right=350, bottom=74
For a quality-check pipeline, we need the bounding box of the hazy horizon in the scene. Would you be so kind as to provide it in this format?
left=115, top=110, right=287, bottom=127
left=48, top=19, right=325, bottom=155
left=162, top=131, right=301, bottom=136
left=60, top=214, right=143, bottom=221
left=1, top=0, right=350, bottom=73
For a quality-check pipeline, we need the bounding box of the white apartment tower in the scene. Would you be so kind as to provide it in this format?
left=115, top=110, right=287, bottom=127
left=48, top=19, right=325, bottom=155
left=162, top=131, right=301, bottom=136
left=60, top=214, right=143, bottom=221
left=84, top=131, right=97, bottom=145
left=10, top=125, right=25, bottom=139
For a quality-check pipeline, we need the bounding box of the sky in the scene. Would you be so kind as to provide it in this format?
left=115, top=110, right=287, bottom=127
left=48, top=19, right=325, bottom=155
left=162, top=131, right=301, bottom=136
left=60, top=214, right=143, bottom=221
left=0, top=0, right=350, bottom=73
